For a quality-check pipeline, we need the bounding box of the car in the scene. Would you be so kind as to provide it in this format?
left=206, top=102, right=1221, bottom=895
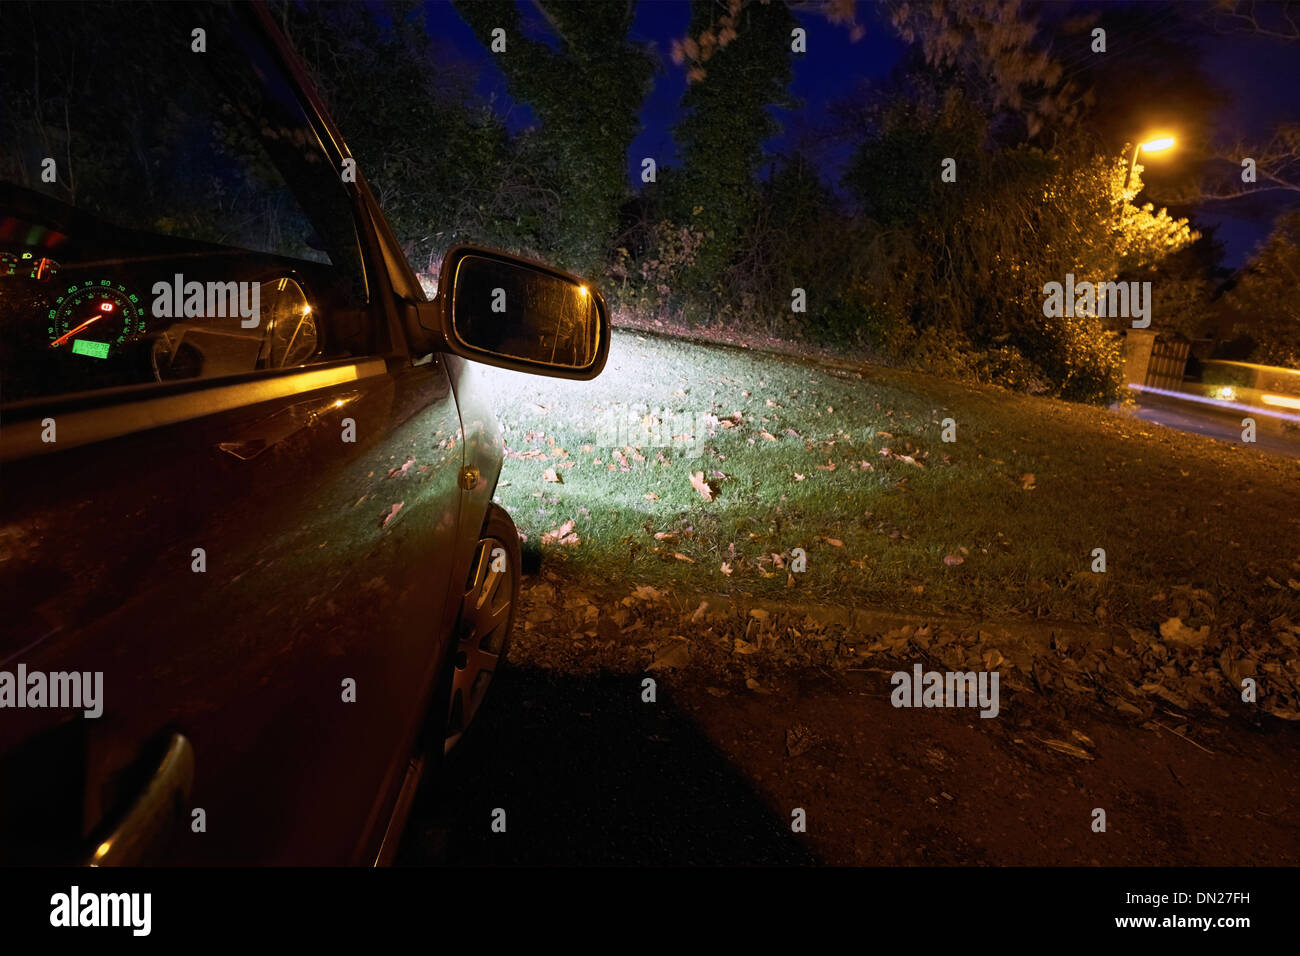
left=0, top=1, right=609, bottom=865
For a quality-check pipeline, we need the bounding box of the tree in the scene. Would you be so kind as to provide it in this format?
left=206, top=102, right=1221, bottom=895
left=273, top=1, right=526, bottom=273
left=1226, top=209, right=1300, bottom=367
left=452, top=0, right=654, bottom=274
left=843, top=83, right=1200, bottom=402
left=665, top=0, right=798, bottom=284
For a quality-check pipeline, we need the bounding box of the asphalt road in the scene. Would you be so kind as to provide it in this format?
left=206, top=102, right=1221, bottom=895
left=1130, top=393, right=1300, bottom=459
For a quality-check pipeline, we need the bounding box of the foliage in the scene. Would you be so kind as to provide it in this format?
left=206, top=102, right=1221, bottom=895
left=1227, top=209, right=1300, bottom=368
left=274, top=1, right=528, bottom=272
left=664, top=0, right=798, bottom=284
left=837, top=85, right=1199, bottom=404
left=0, top=0, right=1225, bottom=407
left=607, top=220, right=708, bottom=325
left=451, top=0, right=654, bottom=274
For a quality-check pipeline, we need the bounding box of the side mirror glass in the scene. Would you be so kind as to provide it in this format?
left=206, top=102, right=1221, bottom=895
left=439, top=246, right=608, bottom=379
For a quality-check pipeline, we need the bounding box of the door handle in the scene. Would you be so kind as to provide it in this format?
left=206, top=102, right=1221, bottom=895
left=87, top=733, right=194, bottom=866
left=218, top=392, right=357, bottom=460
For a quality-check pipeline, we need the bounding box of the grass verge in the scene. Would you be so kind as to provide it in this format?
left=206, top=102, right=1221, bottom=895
left=471, top=331, right=1300, bottom=642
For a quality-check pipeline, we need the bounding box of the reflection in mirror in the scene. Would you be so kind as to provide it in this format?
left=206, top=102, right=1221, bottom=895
left=450, top=254, right=600, bottom=370
left=262, top=277, right=318, bottom=368
left=150, top=276, right=318, bottom=381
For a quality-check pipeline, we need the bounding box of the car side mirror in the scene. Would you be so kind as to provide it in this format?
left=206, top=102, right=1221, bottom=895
left=428, top=245, right=609, bottom=380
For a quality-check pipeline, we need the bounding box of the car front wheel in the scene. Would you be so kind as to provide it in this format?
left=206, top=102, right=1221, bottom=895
left=444, top=503, right=519, bottom=753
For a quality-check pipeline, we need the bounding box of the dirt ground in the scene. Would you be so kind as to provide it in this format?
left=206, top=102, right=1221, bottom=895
left=402, top=571, right=1300, bottom=865
left=670, top=666, right=1300, bottom=865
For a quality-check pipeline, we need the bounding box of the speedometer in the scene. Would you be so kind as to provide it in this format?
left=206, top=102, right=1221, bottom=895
left=1, top=251, right=58, bottom=280
left=48, top=280, right=146, bottom=358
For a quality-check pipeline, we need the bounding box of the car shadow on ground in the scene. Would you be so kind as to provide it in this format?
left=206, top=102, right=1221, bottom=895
left=397, top=665, right=819, bottom=865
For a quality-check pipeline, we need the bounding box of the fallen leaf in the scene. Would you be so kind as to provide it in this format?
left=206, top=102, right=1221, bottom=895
left=689, top=470, right=714, bottom=502
left=673, top=552, right=695, bottom=563
left=541, top=520, right=578, bottom=547
left=1039, top=738, right=1093, bottom=760
left=786, top=724, right=818, bottom=757
left=943, top=554, right=964, bottom=566
left=542, top=468, right=562, bottom=483
left=644, top=492, right=659, bottom=501
left=387, top=457, right=416, bottom=478
left=1018, top=473, right=1036, bottom=490
left=1159, top=617, right=1209, bottom=647
left=647, top=639, right=691, bottom=671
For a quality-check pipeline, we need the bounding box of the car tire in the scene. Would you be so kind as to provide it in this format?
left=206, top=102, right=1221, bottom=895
left=443, top=503, right=519, bottom=754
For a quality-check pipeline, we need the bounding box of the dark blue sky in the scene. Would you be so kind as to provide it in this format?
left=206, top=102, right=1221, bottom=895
left=1194, top=27, right=1300, bottom=268
left=421, top=0, right=1300, bottom=268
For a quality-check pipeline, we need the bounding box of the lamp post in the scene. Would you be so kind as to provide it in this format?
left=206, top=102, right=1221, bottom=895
left=1123, top=136, right=1175, bottom=192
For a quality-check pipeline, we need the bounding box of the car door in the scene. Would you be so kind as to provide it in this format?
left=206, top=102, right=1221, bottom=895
left=0, top=3, right=465, bottom=864
left=0, top=354, right=466, bottom=864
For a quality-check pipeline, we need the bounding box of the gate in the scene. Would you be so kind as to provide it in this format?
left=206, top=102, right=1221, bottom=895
left=1144, top=336, right=1190, bottom=390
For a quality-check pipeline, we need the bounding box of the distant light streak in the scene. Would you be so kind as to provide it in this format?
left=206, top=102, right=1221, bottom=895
left=1128, top=383, right=1300, bottom=424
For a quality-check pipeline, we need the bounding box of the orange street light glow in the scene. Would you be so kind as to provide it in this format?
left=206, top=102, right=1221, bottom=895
left=1140, top=137, right=1175, bottom=153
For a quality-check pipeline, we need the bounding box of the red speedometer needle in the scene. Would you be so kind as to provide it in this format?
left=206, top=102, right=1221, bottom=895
left=50, top=313, right=105, bottom=347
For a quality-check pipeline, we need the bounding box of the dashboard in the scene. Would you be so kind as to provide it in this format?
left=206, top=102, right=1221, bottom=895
left=0, top=186, right=341, bottom=406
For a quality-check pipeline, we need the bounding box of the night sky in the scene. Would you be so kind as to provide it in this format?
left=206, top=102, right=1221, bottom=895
left=420, top=0, right=1300, bottom=269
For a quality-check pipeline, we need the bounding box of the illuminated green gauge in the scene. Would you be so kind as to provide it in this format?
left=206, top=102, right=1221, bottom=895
left=48, top=280, right=146, bottom=358
left=1, top=252, right=58, bottom=280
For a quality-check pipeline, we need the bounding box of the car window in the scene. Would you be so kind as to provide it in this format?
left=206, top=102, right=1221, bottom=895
left=0, top=1, right=372, bottom=405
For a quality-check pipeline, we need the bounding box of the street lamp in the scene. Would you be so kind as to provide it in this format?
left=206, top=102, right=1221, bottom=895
left=1123, top=136, right=1176, bottom=191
